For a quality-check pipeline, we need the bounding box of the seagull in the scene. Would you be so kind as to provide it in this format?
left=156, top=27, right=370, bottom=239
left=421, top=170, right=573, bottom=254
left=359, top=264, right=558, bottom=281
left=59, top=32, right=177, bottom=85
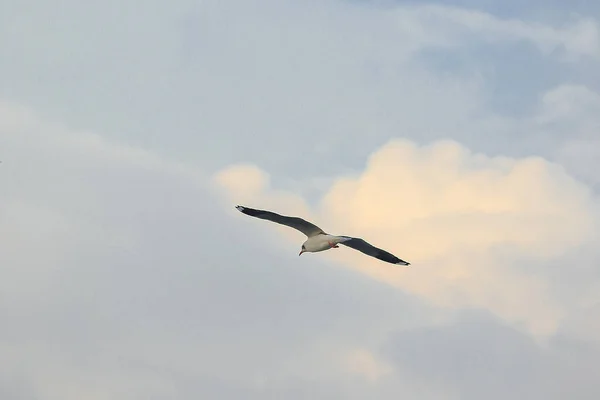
left=235, top=205, right=410, bottom=265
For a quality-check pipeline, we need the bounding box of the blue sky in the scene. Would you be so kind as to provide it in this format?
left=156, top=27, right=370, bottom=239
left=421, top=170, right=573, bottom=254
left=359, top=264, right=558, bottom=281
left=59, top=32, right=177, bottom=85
left=1, top=0, right=600, bottom=398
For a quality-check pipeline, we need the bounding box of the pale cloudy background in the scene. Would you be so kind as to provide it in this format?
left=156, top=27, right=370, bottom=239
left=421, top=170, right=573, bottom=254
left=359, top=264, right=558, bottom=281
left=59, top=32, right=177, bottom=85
left=1, top=0, right=599, bottom=398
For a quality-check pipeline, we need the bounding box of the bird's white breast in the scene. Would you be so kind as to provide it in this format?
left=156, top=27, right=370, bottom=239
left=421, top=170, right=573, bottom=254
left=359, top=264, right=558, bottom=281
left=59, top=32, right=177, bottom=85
left=303, top=234, right=340, bottom=252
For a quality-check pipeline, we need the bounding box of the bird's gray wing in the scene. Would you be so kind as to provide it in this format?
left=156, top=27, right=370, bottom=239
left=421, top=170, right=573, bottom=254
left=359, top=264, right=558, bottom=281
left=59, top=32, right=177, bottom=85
left=339, top=236, right=410, bottom=265
left=235, top=205, right=326, bottom=237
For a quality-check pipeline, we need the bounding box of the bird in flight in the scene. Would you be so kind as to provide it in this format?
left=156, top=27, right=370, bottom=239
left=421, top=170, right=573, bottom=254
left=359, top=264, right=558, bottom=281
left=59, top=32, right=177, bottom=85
left=235, top=205, right=410, bottom=265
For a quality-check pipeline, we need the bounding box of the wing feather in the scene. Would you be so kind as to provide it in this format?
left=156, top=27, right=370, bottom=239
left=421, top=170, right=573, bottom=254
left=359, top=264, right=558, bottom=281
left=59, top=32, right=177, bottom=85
left=340, top=236, right=410, bottom=265
left=235, top=205, right=325, bottom=237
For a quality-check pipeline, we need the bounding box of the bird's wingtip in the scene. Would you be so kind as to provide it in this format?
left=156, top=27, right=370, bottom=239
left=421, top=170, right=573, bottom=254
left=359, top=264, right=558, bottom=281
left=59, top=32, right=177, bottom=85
left=235, top=205, right=245, bottom=212
left=396, top=260, right=410, bottom=266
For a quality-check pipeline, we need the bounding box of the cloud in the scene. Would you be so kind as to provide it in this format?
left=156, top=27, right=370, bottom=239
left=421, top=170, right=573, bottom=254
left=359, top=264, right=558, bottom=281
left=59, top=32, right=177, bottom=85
left=383, top=309, right=600, bottom=400
left=344, top=348, right=393, bottom=383
left=14, top=96, right=597, bottom=399
left=2, top=0, right=600, bottom=398
left=407, top=5, right=600, bottom=59
left=215, top=137, right=599, bottom=336
left=528, top=85, right=600, bottom=185
left=2, top=0, right=597, bottom=184
left=0, top=99, right=441, bottom=399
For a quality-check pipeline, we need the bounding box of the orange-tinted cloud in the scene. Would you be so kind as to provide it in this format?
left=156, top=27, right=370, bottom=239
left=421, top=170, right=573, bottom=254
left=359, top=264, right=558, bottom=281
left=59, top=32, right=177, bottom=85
left=214, top=139, right=599, bottom=336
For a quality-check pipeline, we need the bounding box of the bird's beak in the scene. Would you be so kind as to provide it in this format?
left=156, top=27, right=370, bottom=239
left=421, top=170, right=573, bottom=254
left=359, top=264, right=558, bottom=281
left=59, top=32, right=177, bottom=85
left=299, top=250, right=304, bottom=256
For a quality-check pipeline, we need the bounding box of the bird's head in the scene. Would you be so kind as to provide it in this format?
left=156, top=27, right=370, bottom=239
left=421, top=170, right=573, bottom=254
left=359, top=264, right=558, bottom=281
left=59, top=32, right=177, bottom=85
left=299, top=244, right=306, bottom=256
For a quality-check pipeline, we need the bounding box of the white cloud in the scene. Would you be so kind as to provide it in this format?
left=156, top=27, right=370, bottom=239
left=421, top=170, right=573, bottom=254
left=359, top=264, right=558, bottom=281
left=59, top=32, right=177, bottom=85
left=384, top=309, right=600, bottom=400
left=536, top=84, right=600, bottom=124
left=525, top=85, right=600, bottom=184
left=1, top=99, right=443, bottom=399
left=345, top=348, right=393, bottom=383
left=2, top=0, right=600, bottom=398
left=408, top=5, right=600, bottom=59
left=215, top=137, right=599, bottom=336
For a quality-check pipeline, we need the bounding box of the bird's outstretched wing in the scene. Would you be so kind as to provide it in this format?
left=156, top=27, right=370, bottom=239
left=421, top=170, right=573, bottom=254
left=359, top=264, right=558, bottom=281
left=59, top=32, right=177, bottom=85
left=339, top=236, right=410, bottom=265
left=235, top=205, right=326, bottom=237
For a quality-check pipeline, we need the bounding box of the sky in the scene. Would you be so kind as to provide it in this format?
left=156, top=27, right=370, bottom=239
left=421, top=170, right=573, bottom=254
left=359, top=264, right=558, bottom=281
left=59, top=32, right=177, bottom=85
left=1, top=0, right=599, bottom=398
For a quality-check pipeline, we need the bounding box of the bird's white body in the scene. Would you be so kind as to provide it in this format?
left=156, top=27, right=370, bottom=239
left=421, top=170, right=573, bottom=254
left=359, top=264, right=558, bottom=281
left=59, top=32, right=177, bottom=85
left=301, top=234, right=350, bottom=253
